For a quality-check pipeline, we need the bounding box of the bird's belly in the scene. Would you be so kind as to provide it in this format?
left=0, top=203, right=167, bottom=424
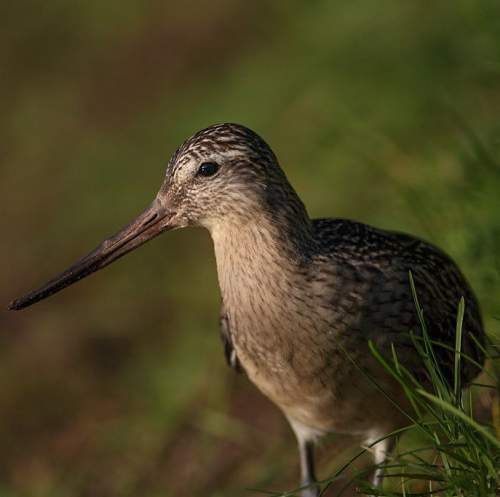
left=236, top=342, right=409, bottom=436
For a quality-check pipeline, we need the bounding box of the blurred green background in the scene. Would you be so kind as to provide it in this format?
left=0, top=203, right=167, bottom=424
left=1, top=1, right=500, bottom=496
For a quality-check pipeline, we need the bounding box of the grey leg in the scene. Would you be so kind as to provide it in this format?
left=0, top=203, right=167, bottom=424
left=298, top=438, right=320, bottom=497
left=288, top=418, right=321, bottom=497
left=364, top=432, right=397, bottom=494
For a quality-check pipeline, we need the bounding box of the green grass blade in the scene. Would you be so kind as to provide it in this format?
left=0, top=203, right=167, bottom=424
left=454, top=297, right=465, bottom=406
left=416, top=390, right=500, bottom=450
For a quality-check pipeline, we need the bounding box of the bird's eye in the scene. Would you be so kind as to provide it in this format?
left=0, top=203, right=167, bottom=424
left=197, top=162, right=219, bottom=177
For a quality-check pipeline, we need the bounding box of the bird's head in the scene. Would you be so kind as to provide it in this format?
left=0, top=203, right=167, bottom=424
left=158, top=123, right=286, bottom=230
left=9, top=123, right=303, bottom=310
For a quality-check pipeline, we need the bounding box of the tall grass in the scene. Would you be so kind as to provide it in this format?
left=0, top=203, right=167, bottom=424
left=356, top=274, right=499, bottom=496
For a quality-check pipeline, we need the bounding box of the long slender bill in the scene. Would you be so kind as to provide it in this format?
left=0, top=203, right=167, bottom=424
left=9, top=199, right=175, bottom=311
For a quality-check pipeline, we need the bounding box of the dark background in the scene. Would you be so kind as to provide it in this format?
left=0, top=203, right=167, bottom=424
left=1, top=1, right=500, bottom=496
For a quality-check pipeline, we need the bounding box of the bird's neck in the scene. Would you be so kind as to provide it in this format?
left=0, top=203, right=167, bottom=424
left=209, top=200, right=319, bottom=386
left=209, top=200, right=314, bottom=317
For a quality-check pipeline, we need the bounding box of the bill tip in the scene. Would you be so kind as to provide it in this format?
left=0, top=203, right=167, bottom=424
left=8, top=299, right=23, bottom=311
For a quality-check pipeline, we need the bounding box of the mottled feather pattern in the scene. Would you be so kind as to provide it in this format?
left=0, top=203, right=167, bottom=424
left=311, top=218, right=484, bottom=384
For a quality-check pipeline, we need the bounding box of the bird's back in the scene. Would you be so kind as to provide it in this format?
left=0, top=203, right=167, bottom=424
left=311, top=218, right=485, bottom=385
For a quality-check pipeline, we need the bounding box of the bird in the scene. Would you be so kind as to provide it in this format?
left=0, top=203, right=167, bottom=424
left=9, top=123, right=485, bottom=496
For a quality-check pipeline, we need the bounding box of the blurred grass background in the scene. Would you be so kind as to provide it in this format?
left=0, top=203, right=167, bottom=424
left=1, top=1, right=500, bottom=496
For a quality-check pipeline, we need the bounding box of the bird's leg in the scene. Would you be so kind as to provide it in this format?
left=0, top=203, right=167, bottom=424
left=288, top=419, right=320, bottom=496
left=365, top=432, right=397, bottom=493
left=297, top=438, right=320, bottom=497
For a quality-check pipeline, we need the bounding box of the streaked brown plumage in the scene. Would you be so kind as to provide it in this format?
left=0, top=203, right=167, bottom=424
left=9, top=123, right=484, bottom=496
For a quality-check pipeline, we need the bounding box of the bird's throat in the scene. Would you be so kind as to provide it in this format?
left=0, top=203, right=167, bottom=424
left=209, top=213, right=326, bottom=407
left=210, top=214, right=311, bottom=311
